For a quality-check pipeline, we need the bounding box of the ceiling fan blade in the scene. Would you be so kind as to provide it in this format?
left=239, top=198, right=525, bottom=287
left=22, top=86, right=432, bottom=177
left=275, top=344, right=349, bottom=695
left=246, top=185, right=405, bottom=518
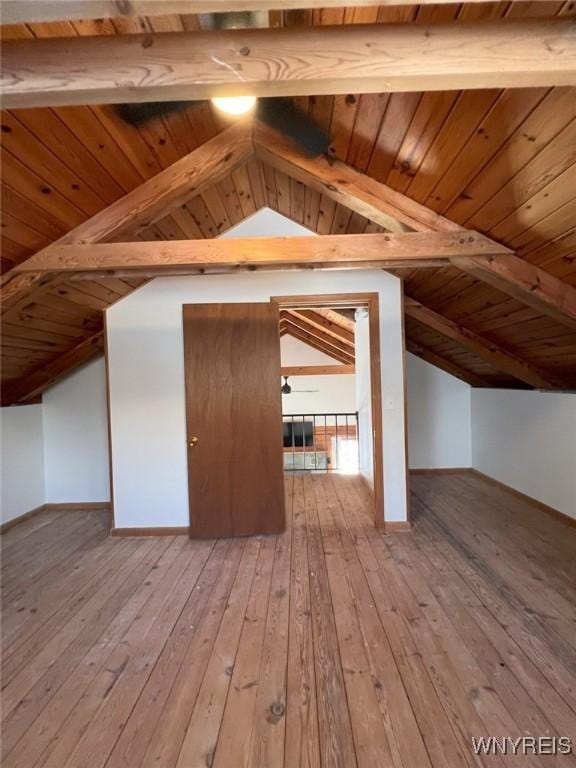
left=199, top=10, right=267, bottom=30
left=257, top=98, right=331, bottom=157
left=116, top=96, right=331, bottom=159
left=115, top=100, right=201, bottom=126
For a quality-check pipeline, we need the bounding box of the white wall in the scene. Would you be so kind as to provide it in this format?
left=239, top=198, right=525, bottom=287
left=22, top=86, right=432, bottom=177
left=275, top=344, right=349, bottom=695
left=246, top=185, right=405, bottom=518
left=43, top=357, right=110, bottom=504
left=280, top=335, right=356, bottom=415
left=281, top=334, right=342, bottom=367
left=1, top=209, right=569, bottom=526
left=472, top=389, right=576, bottom=519
left=1, top=405, right=45, bottom=524
left=107, top=219, right=408, bottom=529
left=355, top=310, right=374, bottom=487
left=219, top=207, right=315, bottom=239
left=407, top=353, right=471, bottom=469
left=404, top=354, right=576, bottom=525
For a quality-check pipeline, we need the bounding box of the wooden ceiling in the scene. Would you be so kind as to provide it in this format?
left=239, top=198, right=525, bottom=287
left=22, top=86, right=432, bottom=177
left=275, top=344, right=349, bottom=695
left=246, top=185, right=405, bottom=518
left=280, top=308, right=356, bottom=365
left=1, top=1, right=576, bottom=402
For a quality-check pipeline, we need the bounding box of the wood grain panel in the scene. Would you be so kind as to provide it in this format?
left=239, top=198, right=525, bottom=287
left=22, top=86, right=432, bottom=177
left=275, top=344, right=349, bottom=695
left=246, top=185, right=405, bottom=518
left=183, top=302, right=285, bottom=538
left=2, top=3, right=576, bottom=393
left=4, top=1, right=560, bottom=25
left=3, top=473, right=575, bottom=767
left=4, top=20, right=576, bottom=108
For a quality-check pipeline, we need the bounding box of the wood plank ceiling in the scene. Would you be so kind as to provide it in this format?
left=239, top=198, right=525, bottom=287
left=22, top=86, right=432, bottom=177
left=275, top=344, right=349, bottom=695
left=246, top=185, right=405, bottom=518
left=1, top=1, right=576, bottom=399
left=280, top=308, right=357, bottom=366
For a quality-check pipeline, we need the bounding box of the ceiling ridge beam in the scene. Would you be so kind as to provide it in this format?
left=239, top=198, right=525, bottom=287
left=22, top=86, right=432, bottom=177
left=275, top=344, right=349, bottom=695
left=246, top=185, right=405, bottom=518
left=3, top=19, right=575, bottom=109
left=1, top=123, right=254, bottom=313
left=404, top=296, right=569, bottom=390
left=1, top=330, right=104, bottom=406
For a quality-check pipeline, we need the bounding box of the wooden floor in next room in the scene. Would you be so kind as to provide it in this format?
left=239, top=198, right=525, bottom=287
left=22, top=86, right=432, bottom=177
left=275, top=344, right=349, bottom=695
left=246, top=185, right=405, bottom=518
left=1, top=472, right=575, bottom=768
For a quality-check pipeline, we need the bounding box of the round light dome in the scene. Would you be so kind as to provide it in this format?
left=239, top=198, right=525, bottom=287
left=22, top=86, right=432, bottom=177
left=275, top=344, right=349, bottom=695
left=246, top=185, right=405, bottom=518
left=212, top=96, right=257, bottom=116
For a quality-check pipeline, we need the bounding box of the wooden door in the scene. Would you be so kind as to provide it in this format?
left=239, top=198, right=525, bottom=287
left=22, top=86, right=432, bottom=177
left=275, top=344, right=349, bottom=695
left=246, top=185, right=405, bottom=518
left=183, top=302, right=285, bottom=538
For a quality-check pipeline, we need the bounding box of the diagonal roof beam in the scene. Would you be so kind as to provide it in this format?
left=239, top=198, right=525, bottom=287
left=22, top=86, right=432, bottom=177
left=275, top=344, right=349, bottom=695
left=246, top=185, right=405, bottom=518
left=289, top=309, right=355, bottom=347
left=281, top=318, right=355, bottom=365
left=452, top=255, right=576, bottom=332
left=281, top=312, right=355, bottom=360
left=1, top=123, right=253, bottom=312
left=254, top=121, right=456, bottom=233
left=1, top=330, right=104, bottom=406
left=3, top=20, right=575, bottom=108
left=256, top=124, right=576, bottom=331
left=406, top=340, right=487, bottom=388
left=282, top=328, right=353, bottom=366
left=315, top=307, right=356, bottom=334
left=404, top=297, right=570, bottom=390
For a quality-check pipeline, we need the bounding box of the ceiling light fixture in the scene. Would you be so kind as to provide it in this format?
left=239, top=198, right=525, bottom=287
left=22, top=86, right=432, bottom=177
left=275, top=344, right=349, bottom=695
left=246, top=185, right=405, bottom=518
left=212, top=96, right=257, bottom=116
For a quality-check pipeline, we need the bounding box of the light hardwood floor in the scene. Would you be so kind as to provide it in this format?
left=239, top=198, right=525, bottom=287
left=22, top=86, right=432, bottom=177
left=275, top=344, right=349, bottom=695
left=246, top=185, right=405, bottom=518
left=1, top=472, right=575, bottom=768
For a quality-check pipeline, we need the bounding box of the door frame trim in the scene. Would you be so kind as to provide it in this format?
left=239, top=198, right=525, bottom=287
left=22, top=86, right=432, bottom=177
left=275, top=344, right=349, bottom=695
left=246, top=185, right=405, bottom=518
left=272, top=292, right=389, bottom=529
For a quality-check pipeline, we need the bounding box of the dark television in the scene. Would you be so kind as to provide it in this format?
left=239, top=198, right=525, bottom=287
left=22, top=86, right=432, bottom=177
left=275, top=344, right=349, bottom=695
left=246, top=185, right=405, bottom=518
left=283, top=420, right=314, bottom=448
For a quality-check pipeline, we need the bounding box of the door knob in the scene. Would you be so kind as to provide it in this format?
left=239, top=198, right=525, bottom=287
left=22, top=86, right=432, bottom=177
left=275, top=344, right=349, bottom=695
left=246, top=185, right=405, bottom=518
left=188, top=436, right=199, bottom=447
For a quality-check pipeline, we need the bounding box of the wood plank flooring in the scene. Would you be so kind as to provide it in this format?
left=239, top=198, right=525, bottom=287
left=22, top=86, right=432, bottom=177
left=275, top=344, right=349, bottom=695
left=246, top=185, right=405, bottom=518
left=1, top=472, right=575, bottom=768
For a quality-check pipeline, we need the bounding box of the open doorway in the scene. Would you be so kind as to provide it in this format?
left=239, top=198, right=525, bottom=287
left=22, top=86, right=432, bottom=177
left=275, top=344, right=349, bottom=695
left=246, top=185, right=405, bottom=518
left=280, top=307, right=359, bottom=474
left=272, top=294, right=384, bottom=527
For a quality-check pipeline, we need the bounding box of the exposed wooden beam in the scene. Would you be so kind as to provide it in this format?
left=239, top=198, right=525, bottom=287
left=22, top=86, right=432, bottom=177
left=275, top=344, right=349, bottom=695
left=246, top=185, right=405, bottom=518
left=452, top=255, right=576, bottom=332
left=255, top=122, right=459, bottom=234
left=404, top=296, right=568, bottom=390
left=281, top=310, right=353, bottom=348
left=282, top=314, right=355, bottom=362
left=65, top=259, right=453, bottom=282
left=281, top=365, right=355, bottom=376
left=10, top=232, right=509, bottom=276
left=282, top=323, right=354, bottom=365
left=315, top=307, right=356, bottom=333
left=0, top=124, right=253, bottom=311
left=286, top=333, right=353, bottom=366
left=0, top=0, right=540, bottom=25
left=281, top=311, right=354, bottom=354
left=405, top=340, right=486, bottom=388
left=288, top=309, right=355, bottom=346
left=258, top=126, right=576, bottom=331
left=1, top=331, right=104, bottom=406
left=3, top=20, right=575, bottom=109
